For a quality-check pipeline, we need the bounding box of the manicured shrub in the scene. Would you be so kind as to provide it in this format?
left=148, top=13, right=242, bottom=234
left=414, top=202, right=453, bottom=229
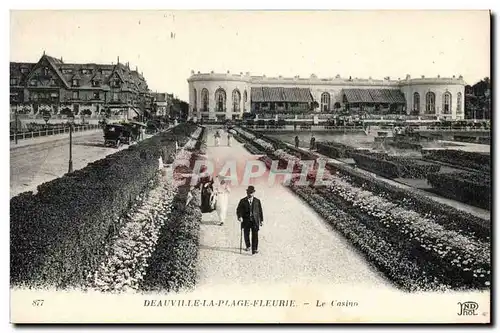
left=422, top=149, right=490, bottom=173
left=427, top=172, right=491, bottom=210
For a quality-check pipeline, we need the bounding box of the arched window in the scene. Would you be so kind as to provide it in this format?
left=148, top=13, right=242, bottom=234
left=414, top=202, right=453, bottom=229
left=457, top=92, right=463, bottom=113
left=201, top=88, right=209, bottom=111
left=321, top=92, right=330, bottom=112
left=215, top=88, right=226, bottom=112
left=443, top=92, right=452, bottom=114
left=193, top=89, right=197, bottom=110
left=426, top=91, right=435, bottom=113
left=232, top=89, right=241, bottom=112
left=413, top=92, right=420, bottom=112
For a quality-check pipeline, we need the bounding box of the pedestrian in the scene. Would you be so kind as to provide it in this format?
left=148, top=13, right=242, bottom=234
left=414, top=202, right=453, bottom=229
left=215, top=177, right=230, bottom=226
left=310, top=135, right=316, bottom=151
left=227, top=131, right=233, bottom=146
left=215, top=130, right=221, bottom=147
left=295, top=135, right=300, bottom=148
left=236, top=186, right=264, bottom=255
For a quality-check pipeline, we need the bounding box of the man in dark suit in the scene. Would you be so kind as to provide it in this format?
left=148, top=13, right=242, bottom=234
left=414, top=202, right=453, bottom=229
left=236, top=186, right=264, bottom=255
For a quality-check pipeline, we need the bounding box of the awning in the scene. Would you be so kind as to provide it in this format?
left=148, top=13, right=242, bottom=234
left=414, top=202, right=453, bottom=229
left=342, top=89, right=406, bottom=104
left=251, top=87, right=313, bottom=103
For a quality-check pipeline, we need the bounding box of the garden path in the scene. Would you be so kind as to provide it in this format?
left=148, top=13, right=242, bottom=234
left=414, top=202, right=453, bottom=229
left=195, top=128, right=394, bottom=290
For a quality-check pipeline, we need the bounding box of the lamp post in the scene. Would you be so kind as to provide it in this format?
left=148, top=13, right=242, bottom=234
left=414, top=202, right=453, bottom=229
left=67, top=111, right=75, bottom=173
left=14, top=104, right=19, bottom=144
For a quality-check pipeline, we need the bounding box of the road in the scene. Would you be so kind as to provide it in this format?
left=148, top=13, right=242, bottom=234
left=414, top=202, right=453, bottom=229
left=10, top=130, right=136, bottom=198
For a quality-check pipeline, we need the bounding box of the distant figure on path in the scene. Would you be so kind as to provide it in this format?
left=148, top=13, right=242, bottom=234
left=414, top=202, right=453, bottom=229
left=215, top=130, right=221, bottom=147
left=227, top=131, right=233, bottom=146
left=310, top=135, right=316, bottom=151
left=295, top=135, right=300, bottom=148
left=236, top=186, right=264, bottom=255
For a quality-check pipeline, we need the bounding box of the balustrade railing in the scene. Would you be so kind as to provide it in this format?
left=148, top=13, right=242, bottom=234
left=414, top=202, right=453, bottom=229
left=10, top=124, right=101, bottom=142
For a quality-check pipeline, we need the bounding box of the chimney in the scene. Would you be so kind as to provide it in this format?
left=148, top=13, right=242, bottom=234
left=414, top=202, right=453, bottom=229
left=117, top=56, right=120, bottom=64
left=60, top=56, right=63, bottom=62
left=136, top=66, right=138, bottom=72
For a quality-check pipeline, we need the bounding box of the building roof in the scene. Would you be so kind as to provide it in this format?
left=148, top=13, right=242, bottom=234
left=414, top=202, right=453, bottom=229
left=10, top=54, right=150, bottom=94
left=342, top=88, right=406, bottom=104
left=251, top=87, right=313, bottom=103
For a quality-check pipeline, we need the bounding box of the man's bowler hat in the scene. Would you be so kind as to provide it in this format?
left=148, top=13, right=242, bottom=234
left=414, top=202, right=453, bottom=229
left=246, top=186, right=256, bottom=193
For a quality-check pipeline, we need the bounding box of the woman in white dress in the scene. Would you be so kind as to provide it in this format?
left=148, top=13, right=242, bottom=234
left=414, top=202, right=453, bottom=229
left=215, top=177, right=230, bottom=226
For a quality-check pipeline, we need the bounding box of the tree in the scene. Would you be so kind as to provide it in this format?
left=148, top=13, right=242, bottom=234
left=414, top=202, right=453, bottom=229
left=465, top=77, right=491, bottom=119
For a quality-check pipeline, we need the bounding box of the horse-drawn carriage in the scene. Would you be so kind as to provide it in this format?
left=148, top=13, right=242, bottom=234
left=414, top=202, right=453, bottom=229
left=103, top=124, right=133, bottom=148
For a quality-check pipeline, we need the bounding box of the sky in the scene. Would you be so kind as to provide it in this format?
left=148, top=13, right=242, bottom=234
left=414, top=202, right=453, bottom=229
left=10, top=10, right=490, bottom=101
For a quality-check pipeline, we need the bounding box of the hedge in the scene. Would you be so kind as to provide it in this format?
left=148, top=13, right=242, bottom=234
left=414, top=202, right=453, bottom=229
left=351, top=152, right=441, bottom=179
left=427, top=172, right=491, bottom=210
left=316, top=142, right=353, bottom=158
left=10, top=123, right=198, bottom=289
left=422, top=149, right=490, bottom=173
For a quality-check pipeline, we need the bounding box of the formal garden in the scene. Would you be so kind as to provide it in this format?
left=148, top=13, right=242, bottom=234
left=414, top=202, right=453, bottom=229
left=232, top=126, right=491, bottom=292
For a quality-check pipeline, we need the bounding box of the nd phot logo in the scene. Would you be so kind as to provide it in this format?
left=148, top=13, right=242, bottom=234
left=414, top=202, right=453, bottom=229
left=457, top=301, right=479, bottom=316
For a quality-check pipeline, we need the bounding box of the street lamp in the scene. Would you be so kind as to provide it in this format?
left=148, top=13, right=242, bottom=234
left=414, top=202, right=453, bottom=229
left=67, top=111, right=75, bottom=173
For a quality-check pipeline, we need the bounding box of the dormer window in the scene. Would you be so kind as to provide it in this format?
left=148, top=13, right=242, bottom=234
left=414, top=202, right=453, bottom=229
left=21, top=67, right=29, bottom=74
left=112, top=80, right=121, bottom=88
left=43, top=67, right=50, bottom=76
left=72, top=79, right=79, bottom=86
left=92, top=80, right=100, bottom=87
left=29, top=79, right=37, bottom=86
left=81, top=69, right=92, bottom=75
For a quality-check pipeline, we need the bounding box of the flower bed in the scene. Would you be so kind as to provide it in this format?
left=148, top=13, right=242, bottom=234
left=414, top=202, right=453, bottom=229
left=422, top=149, right=490, bottom=173
left=290, top=184, right=446, bottom=292
left=140, top=185, right=201, bottom=292
left=244, top=143, right=265, bottom=155
left=316, top=174, right=490, bottom=289
left=427, top=171, right=491, bottom=210
left=324, top=162, right=490, bottom=240
left=89, top=173, right=177, bottom=293
left=10, top=123, right=198, bottom=289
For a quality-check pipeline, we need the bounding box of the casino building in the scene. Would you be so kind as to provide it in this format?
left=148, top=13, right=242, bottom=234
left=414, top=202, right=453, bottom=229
left=187, top=71, right=465, bottom=121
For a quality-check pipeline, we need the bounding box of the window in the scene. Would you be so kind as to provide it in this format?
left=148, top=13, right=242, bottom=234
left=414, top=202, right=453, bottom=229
left=72, top=79, right=79, bottom=86
left=321, top=92, right=330, bottom=112
left=81, top=69, right=91, bottom=75
left=443, top=92, right=452, bottom=114
left=232, top=89, right=241, bottom=112
left=243, top=90, right=248, bottom=111
left=215, top=89, right=226, bottom=112
left=43, top=67, right=50, bottom=76
left=457, top=92, right=463, bottom=114
left=193, top=89, right=197, bottom=110
left=21, top=67, right=29, bottom=74
left=113, top=80, right=120, bottom=87
left=92, top=80, right=100, bottom=87
left=112, top=92, right=119, bottom=101
left=29, top=79, right=37, bottom=86
left=62, top=68, right=73, bottom=74
left=425, top=91, right=435, bottom=113
left=10, top=78, right=17, bottom=86
left=413, top=92, right=420, bottom=112
left=93, top=92, right=100, bottom=100
left=201, top=88, right=209, bottom=111
left=72, top=91, right=79, bottom=100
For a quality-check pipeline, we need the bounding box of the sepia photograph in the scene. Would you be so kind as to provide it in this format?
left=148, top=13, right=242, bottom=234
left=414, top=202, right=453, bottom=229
left=7, top=7, right=492, bottom=324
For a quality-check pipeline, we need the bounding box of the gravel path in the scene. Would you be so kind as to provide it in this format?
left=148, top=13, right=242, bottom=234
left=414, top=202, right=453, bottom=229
left=196, top=128, right=394, bottom=290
